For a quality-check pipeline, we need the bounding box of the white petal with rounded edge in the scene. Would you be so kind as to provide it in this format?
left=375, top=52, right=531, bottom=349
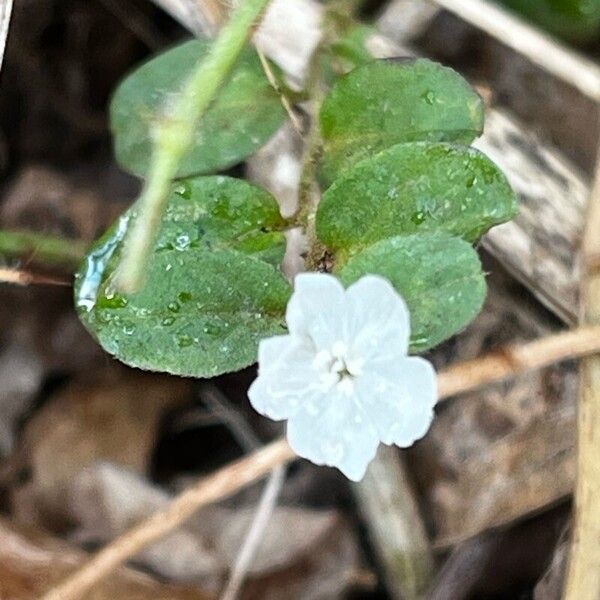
left=343, top=275, right=410, bottom=358
left=355, top=356, right=436, bottom=446
left=248, top=336, right=321, bottom=420
left=286, top=394, right=380, bottom=481
left=286, top=273, right=346, bottom=346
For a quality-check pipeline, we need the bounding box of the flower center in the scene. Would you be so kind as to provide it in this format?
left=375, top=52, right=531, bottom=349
left=314, top=341, right=363, bottom=395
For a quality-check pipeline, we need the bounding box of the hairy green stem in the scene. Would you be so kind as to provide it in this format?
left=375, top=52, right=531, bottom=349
left=115, top=0, right=273, bottom=294
left=0, top=229, right=87, bottom=268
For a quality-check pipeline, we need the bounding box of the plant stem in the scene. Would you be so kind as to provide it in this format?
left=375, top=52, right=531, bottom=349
left=115, top=0, right=273, bottom=294
left=42, top=324, right=600, bottom=600
left=354, top=446, right=434, bottom=600
left=563, top=154, right=600, bottom=600
left=0, top=267, right=71, bottom=286
left=0, top=229, right=87, bottom=268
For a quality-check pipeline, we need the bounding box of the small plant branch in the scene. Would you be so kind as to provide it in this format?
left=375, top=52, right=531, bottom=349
left=293, top=43, right=328, bottom=269
left=115, top=0, right=273, bottom=294
left=0, top=229, right=87, bottom=268
left=436, top=325, right=600, bottom=399
left=221, top=465, right=286, bottom=600
left=0, top=267, right=71, bottom=287
left=257, top=49, right=304, bottom=136
left=201, top=382, right=286, bottom=600
left=354, top=446, right=434, bottom=600
left=564, top=151, right=600, bottom=599
left=43, top=324, right=600, bottom=600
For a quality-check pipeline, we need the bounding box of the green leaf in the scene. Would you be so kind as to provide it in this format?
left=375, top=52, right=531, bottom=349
left=75, top=176, right=292, bottom=378
left=319, top=58, right=485, bottom=186
left=317, top=142, right=518, bottom=254
left=110, top=39, right=286, bottom=179
left=163, top=175, right=287, bottom=267
left=337, top=234, right=486, bottom=352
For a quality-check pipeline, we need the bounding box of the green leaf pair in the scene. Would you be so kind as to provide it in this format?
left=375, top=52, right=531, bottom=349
left=75, top=177, right=291, bottom=377
left=314, top=58, right=518, bottom=351
left=77, top=41, right=517, bottom=378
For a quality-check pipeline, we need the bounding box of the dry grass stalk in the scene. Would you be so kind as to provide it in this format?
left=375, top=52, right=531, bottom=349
left=431, top=0, right=600, bottom=101
left=41, top=325, right=600, bottom=600
left=0, top=0, right=13, bottom=71
left=563, top=145, right=600, bottom=599
left=0, top=267, right=70, bottom=287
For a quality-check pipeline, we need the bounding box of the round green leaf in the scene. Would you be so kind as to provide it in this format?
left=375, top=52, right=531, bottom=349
left=162, top=175, right=287, bottom=266
left=110, top=39, right=286, bottom=178
left=337, top=234, right=486, bottom=352
left=319, top=58, right=485, bottom=186
left=317, top=142, right=518, bottom=253
left=75, top=176, right=291, bottom=378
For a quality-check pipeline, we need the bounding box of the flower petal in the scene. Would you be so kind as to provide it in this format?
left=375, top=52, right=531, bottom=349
left=343, top=275, right=410, bottom=358
left=388, top=357, right=437, bottom=447
left=286, top=394, right=380, bottom=481
left=356, top=356, right=437, bottom=447
left=248, top=335, right=321, bottom=420
left=286, top=273, right=346, bottom=346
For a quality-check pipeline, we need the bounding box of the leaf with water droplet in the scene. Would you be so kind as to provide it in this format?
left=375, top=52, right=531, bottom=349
left=110, top=39, right=286, bottom=178
left=337, top=233, right=486, bottom=351
left=319, top=58, right=484, bottom=186
left=75, top=176, right=291, bottom=378
left=158, top=175, right=286, bottom=266
left=317, top=142, right=518, bottom=253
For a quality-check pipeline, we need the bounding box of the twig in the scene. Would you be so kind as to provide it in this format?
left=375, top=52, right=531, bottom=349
left=115, top=0, right=274, bottom=294
left=41, top=438, right=295, bottom=600
left=436, top=326, right=600, bottom=399
left=221, top=465, right=286, bottom=600
left=0, top=229, right=87, bottom=268
left=200, top=384, right=286, bottom=600
left=148, top=0, right=225, bottom=36
left=200, top=383, right=262, bottom=451
left=430, top=0, right=600, bottom=101
left=42, top=325, right=600, bottom=600
left=0, top=0, right=13, bottom=72
left=563, top=145, right=600, bottom=598
left=257, top=49, right=304, bottom=136
left=354, top=446, right=434, bottom=600
left=0, top=267, right=71, bottom=286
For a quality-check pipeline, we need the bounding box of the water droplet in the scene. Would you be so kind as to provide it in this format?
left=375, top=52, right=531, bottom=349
left=174, top=234, right=191, bottom=251
left=466, top=174, right=477, bottom=188
left=167, top=301, right=180, bottom=313
left=99, top=293, right=128, bottom=309
left=122, top=323, right=135, bottom=335
left=75, top=214, right=130, bottom=312
left=421, top=90, right=435, bottom=105
left=411, top=211, right=425, bottom=225
left=177, top=334, right=193, bottom=348
left=174, top=181, right=192, bottom=200
left=162, top=316, right=175, bottom=326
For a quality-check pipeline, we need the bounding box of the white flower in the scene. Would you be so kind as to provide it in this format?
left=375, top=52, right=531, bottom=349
left=248, top=273, right=437, bottom=481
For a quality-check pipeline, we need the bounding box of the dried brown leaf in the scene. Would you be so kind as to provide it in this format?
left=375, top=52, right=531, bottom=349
left=10, top=367, right=192, bottom=529
left=0, top=516, right=213, bottom=600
